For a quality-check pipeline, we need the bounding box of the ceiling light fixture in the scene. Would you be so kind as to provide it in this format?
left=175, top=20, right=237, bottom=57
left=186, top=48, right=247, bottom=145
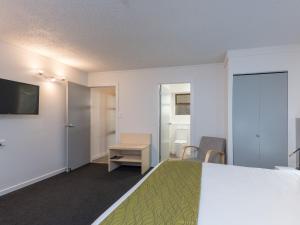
left=36, top=71, right=67, bottom=82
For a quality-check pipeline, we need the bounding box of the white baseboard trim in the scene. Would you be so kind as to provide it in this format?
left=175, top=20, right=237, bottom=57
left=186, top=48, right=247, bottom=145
left=91, top=153, right=102, bottom=161
left=91, top=153, right=107, bottom=162
left=0, top=168, right=66, bottom=197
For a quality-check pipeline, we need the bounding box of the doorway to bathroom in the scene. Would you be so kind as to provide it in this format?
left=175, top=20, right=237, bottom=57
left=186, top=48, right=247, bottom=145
left=159, top=83, right=191, bottom=161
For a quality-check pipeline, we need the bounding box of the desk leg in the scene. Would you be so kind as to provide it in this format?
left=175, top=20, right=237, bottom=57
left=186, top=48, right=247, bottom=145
left=109, top=161, right=120, bottom=172
left=108, top=149, right=120, bottom=172
left=141, top=147, right=150, bottom=174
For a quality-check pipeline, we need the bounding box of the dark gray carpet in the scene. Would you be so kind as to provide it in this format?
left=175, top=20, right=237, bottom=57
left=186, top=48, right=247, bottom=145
left=0, top=164, right=147, bottom=225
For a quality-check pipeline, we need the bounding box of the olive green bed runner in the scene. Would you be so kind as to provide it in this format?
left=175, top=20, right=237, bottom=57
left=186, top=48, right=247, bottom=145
left=100, top=160, right=201, bottom=225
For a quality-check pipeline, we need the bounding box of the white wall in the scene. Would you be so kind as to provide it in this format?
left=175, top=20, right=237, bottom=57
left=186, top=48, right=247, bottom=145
left=226, top=45, right=300, bottom=167
left=0, top=41, right=87, bottom=195
left=89, top=64, right=227, bottom=166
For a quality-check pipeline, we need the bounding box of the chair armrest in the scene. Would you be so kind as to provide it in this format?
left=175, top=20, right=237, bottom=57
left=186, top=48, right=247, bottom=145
left=182, top=146, right=200, bottom=160
left=204, top=149, right=225, bottom=164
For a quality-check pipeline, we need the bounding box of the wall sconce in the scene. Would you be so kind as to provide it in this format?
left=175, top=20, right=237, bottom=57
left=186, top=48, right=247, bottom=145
left=37, top=71, right=66, bottom=82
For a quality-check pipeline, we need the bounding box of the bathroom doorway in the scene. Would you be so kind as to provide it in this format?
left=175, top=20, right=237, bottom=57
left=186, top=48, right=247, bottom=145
left=90, top=86, right=117, bottom=164
left=159, top=83, right=191, bottom=161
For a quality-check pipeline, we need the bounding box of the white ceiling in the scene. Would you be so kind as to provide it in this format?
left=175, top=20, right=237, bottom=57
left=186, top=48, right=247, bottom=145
left=0, top=0, right=300, bottom=72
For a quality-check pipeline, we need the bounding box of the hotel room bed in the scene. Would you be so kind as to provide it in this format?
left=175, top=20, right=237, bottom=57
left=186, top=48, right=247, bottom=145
left=92, top=161, right=300, bottom=225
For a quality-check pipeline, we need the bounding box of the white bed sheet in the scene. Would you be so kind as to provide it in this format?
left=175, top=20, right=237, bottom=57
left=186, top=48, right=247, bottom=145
left=92, top=162, right=300, bottom=225
left=199, top=163, right=300, bottom=225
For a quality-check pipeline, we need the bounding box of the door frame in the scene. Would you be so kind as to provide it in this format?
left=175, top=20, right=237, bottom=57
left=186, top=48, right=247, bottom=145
left=158, top=82, right=194, bottom=162
left=66, top=82, right=70, bottom=171
left=89, top=82, right=120, bottom=152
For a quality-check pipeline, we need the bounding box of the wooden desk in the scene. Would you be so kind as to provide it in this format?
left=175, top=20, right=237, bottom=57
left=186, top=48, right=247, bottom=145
left=108, top=144, right=151, bottom=174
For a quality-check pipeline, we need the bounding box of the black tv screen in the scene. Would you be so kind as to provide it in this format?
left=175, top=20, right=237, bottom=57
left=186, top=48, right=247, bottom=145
left=0, top=78, right=39, bottom=114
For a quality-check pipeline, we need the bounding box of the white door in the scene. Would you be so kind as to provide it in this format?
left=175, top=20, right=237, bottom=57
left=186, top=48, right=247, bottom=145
left=159, top=85, right=172, bottom=161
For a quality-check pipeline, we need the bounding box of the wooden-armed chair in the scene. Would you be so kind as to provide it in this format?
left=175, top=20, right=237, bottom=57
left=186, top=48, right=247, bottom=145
left=181, top=136, right=226, bottom=164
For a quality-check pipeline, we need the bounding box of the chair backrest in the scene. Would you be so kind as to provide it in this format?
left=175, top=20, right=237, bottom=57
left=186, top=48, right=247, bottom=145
left=120, top=133, right=151, bottom=145
left=198, top=136, right=226, bottom=162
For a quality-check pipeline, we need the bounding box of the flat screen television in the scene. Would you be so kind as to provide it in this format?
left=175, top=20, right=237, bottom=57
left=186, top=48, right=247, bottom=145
left=0, top=78, right=39, bottom=114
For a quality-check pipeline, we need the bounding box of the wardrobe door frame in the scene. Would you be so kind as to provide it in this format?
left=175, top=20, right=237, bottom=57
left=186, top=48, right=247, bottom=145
left=232, top=72, right=288, bottom=168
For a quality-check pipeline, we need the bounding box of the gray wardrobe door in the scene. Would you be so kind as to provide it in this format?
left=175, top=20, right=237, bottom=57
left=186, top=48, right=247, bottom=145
left=259, top=73, right=288, bottom=168
left=233, top=73, right=288, bottom=169
left=233, top=75, right=261, bottom=168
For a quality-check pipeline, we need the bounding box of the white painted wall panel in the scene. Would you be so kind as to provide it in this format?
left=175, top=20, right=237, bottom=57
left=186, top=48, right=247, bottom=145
left=88, top=64, right=227, bottom=166
left=226, top=45, right=300, bottom=167
left=0, top=41, right=87, bottom=195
